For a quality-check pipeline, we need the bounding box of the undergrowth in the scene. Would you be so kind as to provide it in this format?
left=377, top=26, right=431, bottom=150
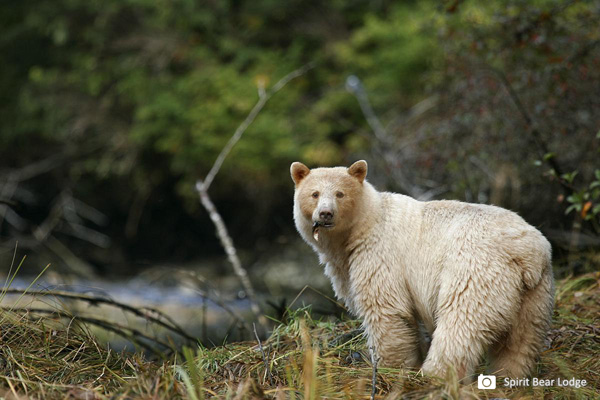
left=0, top=272, right=598, bottom=399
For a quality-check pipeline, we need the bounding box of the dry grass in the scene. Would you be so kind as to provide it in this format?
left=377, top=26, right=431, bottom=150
left=0, top=272, right=599, bottom=399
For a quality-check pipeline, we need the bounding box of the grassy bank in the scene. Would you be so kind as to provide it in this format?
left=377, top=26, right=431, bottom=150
left=1, top=273, right=598, bottom=399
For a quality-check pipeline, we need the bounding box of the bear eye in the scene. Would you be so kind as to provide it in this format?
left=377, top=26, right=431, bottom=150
left=336, top=191, right=344, bottom=198
left=312, top=191, right=319, bottom=199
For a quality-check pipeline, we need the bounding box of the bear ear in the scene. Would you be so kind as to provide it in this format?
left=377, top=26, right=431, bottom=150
left=347, top=160, right=368, bottom=183
left=291, top=162, right=310, bottom=185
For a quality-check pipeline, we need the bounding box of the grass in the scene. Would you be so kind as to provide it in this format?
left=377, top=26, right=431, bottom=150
left=0, top=272, right=599, bottom=399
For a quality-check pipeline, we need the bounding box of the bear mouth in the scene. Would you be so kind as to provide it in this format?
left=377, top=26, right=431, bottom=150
left=312, top=221, right=335, bottom=241
left=313, top=221, right=335, bottom=230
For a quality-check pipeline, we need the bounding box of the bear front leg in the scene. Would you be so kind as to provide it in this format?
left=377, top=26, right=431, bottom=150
left=363, top=312, right=421, bottom=368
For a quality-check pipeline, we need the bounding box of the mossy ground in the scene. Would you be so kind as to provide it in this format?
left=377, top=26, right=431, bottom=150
left=1, top=273, right=598, bottom=399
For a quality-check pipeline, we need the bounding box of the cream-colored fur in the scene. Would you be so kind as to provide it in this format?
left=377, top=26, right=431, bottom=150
left=291, top=160, right=554, bottom=380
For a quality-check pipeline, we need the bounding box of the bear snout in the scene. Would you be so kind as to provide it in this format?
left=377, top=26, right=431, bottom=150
left=319, top=209, right=334, bottom=222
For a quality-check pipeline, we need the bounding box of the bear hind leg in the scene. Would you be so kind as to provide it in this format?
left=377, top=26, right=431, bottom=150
left=489, top=268, right=554, bottom=378
left=422, top=262, right=522, bottom=381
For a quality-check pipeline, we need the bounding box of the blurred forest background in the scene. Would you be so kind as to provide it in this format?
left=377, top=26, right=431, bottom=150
left=1, top=0, right=599, bottom=291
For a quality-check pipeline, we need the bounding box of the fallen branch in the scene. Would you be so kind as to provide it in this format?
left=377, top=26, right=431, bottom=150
left=8, top=307, right=171, bottom=357
left=196, top=63, right=314, bottom=327
left=2, top=288, right=196, bottom=344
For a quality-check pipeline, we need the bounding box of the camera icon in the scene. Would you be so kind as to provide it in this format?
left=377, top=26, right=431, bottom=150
left=478, top=374, right=496, bottom=389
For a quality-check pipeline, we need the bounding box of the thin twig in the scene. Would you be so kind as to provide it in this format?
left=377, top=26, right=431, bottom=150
left=370, top=346, right=380, bottom=400
left=2, top=289, right=196, bottom=343
left=201, top=297, right=207, bottom=345
left=253, top=322, right=273, bottom=386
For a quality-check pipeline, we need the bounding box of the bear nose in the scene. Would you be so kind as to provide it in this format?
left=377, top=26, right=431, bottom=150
left=320, top=209, right=333, bottom=221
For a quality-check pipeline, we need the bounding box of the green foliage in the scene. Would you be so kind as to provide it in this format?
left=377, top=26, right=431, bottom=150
left=565, top=168, right=600, bottom=222
left=4, top=0, right=442, bottom=172
left=1, top=0, right=443, bottom=264
left=3, top=0, right=438, bottom=183
left=551, top=133, right=600, bottom=226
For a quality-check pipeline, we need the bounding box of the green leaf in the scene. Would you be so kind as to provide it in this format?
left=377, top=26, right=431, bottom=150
left=543, top=152, right=556, bottom=161
left=560, top=171, right=578, bottom=184
left=567, top=192, right=584, bottom=204
left=565, top=204, right=578, bottom=215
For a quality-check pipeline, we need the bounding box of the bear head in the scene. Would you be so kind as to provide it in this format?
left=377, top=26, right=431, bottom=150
left=290, top=160, right=368, bottom=242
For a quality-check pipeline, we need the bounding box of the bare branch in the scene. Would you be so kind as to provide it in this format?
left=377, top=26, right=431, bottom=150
left=195, top=182, right=266, bottom=326
left=346, top=75, right=389, bottom=145
left=71, top=197, right=108, bottom=226
left=2, top=288, right=196, bottom=344
left=43, top=235, right=96, bottom=276
left=1, top=154, right=65, bottom=183
left=196, top=63, right=314, bottom=327
left=58, top=222, right=110, bottom=248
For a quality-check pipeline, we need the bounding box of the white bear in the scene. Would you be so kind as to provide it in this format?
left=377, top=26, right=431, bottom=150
left=291, top=160, right=554, bottom=380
